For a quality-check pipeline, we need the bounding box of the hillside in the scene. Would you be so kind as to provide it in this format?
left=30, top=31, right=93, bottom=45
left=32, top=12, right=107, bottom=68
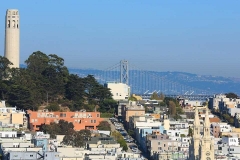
left=68, top=68, right=240, bottom=95
left=20, top=64, right=240, bottom=95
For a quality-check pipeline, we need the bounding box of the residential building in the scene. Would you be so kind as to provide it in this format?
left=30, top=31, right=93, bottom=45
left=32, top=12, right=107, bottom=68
left=0, top=101, right=27, bottom=128
left=121, top=101, right=145, bottom=129
left=208, top=94, right=228, bottom=110
left=211, top=123, right=232, bottom=138
left=27, top=109, right=102, bottom=131
left=105, top=82, right=130, bottom=101
left=6, top=151, right=60, bottom=160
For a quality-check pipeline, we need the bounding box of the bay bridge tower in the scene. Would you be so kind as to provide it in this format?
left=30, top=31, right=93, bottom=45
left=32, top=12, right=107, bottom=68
left=4, top=9, right=20, bottom=68
left=120, top=60, right=129, bottom=85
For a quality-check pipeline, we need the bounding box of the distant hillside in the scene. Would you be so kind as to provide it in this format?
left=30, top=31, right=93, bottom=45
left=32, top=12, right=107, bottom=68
left=20, top=64, right=240, bottom=95
left=68, top=68, right=240, bottom=95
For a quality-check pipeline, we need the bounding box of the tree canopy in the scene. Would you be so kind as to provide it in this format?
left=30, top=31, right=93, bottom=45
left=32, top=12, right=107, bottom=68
left=97, top=121, right=111, bottom=131
left=225, top=92, right=238, bottom=99
left=0, top=51, right=114, bottom=112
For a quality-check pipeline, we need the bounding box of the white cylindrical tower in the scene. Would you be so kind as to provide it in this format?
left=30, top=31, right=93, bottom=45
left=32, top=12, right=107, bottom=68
left=4, top=9, right=20, bottom=68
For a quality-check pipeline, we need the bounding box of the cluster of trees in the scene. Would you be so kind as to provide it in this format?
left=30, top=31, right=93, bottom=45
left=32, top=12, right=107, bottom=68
left=0, top=51, right=117, bottom=112
left=211, top=92, right=239, bottom=126
left=222, top=114, right=234, bottom=125
left=111, top=131, right=128, bottom=151
left=164, top=97, right=184, bottom=119
left=225, top=92, right=238, bottom=99
left=40, top=120, right=91, bottom=147
left=97, top=121, right=111, bottom=131
left=150, top=92, right=165, bottom=100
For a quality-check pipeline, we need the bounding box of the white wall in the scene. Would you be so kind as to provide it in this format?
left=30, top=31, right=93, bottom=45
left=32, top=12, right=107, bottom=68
left=0, top=131, right=17, bottom=137
left=222, top=137, right=238, bottom=146
left=106, top=82, right=130, bottom=100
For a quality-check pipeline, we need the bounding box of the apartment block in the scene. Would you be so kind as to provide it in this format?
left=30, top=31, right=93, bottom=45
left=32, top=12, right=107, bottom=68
left=0, top=101, right=27, bottom=128
left=27, top=109, right=102, bottom=131
left=121, top=101, right=145, bottom=129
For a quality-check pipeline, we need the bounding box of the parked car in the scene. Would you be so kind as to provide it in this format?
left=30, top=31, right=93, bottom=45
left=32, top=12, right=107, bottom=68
left=126, top=139, right=134, bottom=143
left=129, top=145, right=138, bottom=149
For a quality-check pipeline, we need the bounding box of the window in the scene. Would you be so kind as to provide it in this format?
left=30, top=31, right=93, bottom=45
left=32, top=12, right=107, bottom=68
left=97, top=114, right=99, bottom=117
left=30, top=155, right=33, bottom=157
left=7, top=20, right=10, bottom=28
left=94, top=120, right=96, bottom=123
left=158, top=142, right=160, bottom=145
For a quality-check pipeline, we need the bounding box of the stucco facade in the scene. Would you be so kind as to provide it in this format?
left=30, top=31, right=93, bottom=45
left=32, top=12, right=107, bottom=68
left=105, top=82, right=130, bottom=100
left=27, top=110, right=102, bottom=131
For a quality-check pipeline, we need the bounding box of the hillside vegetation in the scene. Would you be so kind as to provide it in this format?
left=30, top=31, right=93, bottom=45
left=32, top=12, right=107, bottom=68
left=0, top=51, right=117, bottom=113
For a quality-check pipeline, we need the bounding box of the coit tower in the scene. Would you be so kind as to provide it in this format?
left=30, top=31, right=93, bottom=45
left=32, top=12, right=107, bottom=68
left=4, top=9, right=20, bottom=68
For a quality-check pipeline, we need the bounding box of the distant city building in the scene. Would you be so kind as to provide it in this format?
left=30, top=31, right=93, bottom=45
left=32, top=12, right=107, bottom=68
left=4, top=9, right=20, bottom=68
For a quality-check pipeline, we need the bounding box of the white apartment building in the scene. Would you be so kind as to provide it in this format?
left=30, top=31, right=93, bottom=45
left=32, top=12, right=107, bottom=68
left=164, top=129, right=189, bottom=139
left=169, top=121, right=189, bottom=129
left=222, top=136, right=239, bottom=146
left=209, top=94, right=228, bottom=110
left=0, top=131, right=17, bottom=138
left=105, top=82, right=130, bottom=100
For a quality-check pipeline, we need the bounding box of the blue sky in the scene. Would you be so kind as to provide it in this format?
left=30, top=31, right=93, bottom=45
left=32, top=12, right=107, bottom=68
left=0, top=1, right=240, bottom=77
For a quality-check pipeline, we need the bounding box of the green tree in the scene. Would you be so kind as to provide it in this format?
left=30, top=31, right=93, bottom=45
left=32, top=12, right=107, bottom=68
left=7, top=85, right=34, bottom=110
left=40, top=120, right=74, bottom=138
left=111, top=131, right=128, bottom=151
left=0, top=56, right=13, bottom=80
left=99, top=99, right=117, bottom=113
left=150, top=92, right=159, bottom=100
left=46, top=103, right=60, bottom=111
left=128, top=129, right=134, bottom=137
left=40, top=122, right=61, bottom=138
left=111, top=131, right=122, bottom=141
left=129, top=95, right=137, bottom=101
left=118, top=139, right=128, bottom=151
left=62, top=129, right=91, bottom=147
left=58, top=120, right=74, bottom=135
left=159, top=92, right=165, bottom=100
left=97, top=121, right=111, bottom=131
left=188, top=127, right=193, bottom=137
left=25, top=51, right=49, bottom=75
left=65, top=74, right=85, bottom=101
left=168, top=101, right=176, bottom=116
left=225, top=92, right=238, bottom=99
left=180, top=134, right=186, bottom=137
left=229, top=117, right=234, bottom=125
left=61, top=129, right=76, bottom=146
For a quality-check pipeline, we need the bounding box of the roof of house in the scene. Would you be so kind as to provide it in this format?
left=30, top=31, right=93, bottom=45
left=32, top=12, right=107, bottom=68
left=209, top=117, right=221, bottom=123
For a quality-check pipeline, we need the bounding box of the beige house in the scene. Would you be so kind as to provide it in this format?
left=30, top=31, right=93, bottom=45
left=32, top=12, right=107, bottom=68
left=0, top=101, right=26, bottom=128
left=121, top=101, right=145, bottom=129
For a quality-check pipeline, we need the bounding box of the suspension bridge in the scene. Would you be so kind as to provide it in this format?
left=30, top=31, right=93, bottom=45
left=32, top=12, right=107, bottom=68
left=81, top=60, right=214, bottom=100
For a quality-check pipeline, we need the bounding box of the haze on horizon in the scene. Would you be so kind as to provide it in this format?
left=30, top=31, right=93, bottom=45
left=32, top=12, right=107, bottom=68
left=0, top=1, right=240, bottom=78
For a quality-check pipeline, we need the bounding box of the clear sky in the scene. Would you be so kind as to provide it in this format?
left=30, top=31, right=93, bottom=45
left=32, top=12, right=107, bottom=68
left=0, top=1, right=240, bottom=77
